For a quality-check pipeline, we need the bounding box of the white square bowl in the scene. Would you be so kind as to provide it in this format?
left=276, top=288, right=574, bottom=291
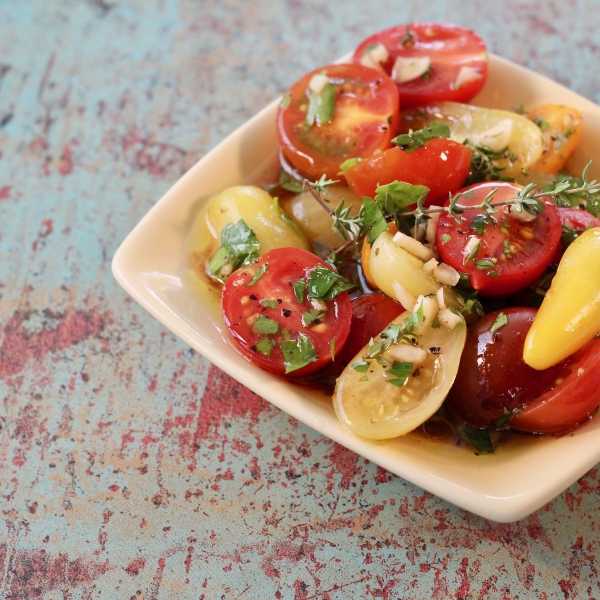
left=112, top=54, right=600, bottom=522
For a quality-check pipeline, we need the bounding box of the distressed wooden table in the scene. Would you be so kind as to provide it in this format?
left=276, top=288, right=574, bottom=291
left=2, top=1, right=600, bottom=598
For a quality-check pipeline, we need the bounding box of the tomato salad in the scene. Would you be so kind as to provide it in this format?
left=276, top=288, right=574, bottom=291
left=191, top=23, right=600, bottom=454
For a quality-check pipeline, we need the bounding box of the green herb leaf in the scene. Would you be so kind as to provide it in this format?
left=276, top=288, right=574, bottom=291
left=329, top=338, right=336, bottom=360
left=363, top=197, right=389, bottom=244
left=387, top=361, right=413, bottom=386
left=260, top=299, right=278, bottom=309
left=281, top=333, right=318, bottom=374
left=255, top=337, right=276, bottom=357
left=338, top=157, right=364, bottom=173
left=305, top=81, right=336, bottom=129
left=208, top=220, right=260, bottom=283
left=489, top=311, right=508, bottom=334
left=252, top=315, right=279, bottom=335
left=280, top=92, right=291, bottom=109
left=474, top=258, right=496, bottom=270
left=469, top=214, right=490, bottom=235
left=293, top=280, right=305, bottom=303
left=441, top=233, right=452, bottom=244
left=392, top=122, right=450, bottom=152
left=306, top=266, right=354, bottom=302
left=247, top=263, right=269, bottom=286
left=460, top=425, right=494, bottom=454
left=352, top=360, right=369, bottom=373
left=374, top=181, right=430, bottom=212
left=302, top=308, right=326, bottom=327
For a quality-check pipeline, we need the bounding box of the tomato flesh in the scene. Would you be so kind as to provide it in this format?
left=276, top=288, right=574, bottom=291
left=276, top=63, right=400, bottom=180
left=353, top=23, right=488, bottom=108
left=436, top=182, right=562, bottom=296
left=344, top=137, right=472, bottom=206
left=446, top=307, right=600, bottom=434
left=222, top=248, right=352, bottom=376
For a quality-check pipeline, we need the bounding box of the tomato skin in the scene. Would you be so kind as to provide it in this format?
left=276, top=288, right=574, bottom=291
left=344, top=138, right=472, bottom=206
left=276, top=63, right=400, bottom=180
left=509, top=339, right=600, bottom=433
left=338, top=293, right=404, bottom=365
left=559, top=207, right=600, bottom=231
left=446, top=308, right=568, bottom=426
left=436, top=182, right=562, bottom=297
left=353, top=23, right=488, bottom=108
left=221, top=248, right=352, bottom=376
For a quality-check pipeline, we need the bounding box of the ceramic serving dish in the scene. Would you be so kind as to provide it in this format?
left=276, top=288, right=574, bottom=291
left=112, top=53, right=600, bottom=522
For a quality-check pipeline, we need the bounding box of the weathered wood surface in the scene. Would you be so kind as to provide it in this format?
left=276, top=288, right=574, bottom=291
left=2, top=1, right=600, bottom=597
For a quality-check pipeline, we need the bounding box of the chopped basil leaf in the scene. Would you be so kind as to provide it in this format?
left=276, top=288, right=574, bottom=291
left=374, top=181, right=430, bottom=213
left=260, top=299, right=278, bottom=309
left=305, top=81, right=336, bottom=129
left=208, top=220, right=260, bottom=283
left=460, top=425, right=494, bottom=454
left=352, top=360, right=369, bottom=373
left=281, top=328, right=290, bottom=341
left=306, top=266, right=354, bottom=302
left=474, top=258, right=495, bottom=270
left=302, top=308, right=326, bottom=327
left=495, top=407, right=521, bottom=428
left=489, top=311, right=508, bottom=334
left=441, top=233, right=452, bottom=244
left=252, top=315, right=279, bottom=335
left=281, top=333, right=318, bottom=374
left=359, top=375, right=369, bottom=382
left=363, top=197, right=389, bottom=244
left=392, top=122, right=450, bottom=152
left=264, top=169, right=304, bottom=193
left=387, top=361, right=413, bottom=386
left=469, top=214, right=490, bottom=235
left=292, top=280, right=305, bottom=303
left=247, top=263, right=269, bottom=286
left=431, top=315, right=441, bottom=329
left=255, top=337, right=276, bottom=357
left=532, top=116, right=549, bottom=132
left=338, top=157, right=363, bottom=173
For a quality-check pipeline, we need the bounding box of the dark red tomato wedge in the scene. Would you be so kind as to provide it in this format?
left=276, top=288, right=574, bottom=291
left=446, top=307, right=600, bottom=434
left=222, top=248, right=352, bottom=377
left=276, top=63, right=400, bottom=180
left=337, top=293, right=404, bottom=366
left=352, top=23, right=488, bottom=108
left=344, top=137, right=472, bottom=206
left=436, top=182, right=562, bottom=296
left=446, top=308, right=566, bottom=426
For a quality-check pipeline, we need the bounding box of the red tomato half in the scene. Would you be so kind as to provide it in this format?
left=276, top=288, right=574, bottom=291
left=222, top=248, right=352, bottom=377
left=436, top=182, right=562, bottom=296
left=276, top=63, right=400, bottom=180
left=353, top=23, right=488, bottom=108
left=446, top=307, right=600, bottom=434
left=344, top=137, right=472, bottom=206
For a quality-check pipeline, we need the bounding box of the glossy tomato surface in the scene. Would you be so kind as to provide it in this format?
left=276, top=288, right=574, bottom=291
left=436, top=182, right=562, bottom=296
left=276, top=63, right=400, bottom=180
left=509, top=338, right=600, bottom=433
left=353, top=23, right=488, bottom=108
left=222, top=248, right=352, bottom=376
left=447, top=307, right=600, bottom=434
left=338, top=293, right=404, bottom=366
left=445, top=308, right=565, bottom=426
left=344, top=137, right=472, bottom=205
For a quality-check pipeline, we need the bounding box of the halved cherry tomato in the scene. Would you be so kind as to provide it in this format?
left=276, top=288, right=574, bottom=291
left=446, top=308, right=566, bottom=425
left=436, top=182, right=562, bottom=296
left=344, top=137, right=472, bottom=205
left=353, top=23, right=488, bottom=108
left=276, top=63, right=400, bottom=180
left=446, top=307, right=600, bottom=434
left=222, top=248, right=352, bottom=376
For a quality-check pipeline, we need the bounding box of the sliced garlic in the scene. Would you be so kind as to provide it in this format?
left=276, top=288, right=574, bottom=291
left=391, top=280, right=417, bottom=311
left=391, top=56, right=431, bottom=84
left=392, top=231, right=436, bottom=262
left=388, top=343, right=427, bottom=365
